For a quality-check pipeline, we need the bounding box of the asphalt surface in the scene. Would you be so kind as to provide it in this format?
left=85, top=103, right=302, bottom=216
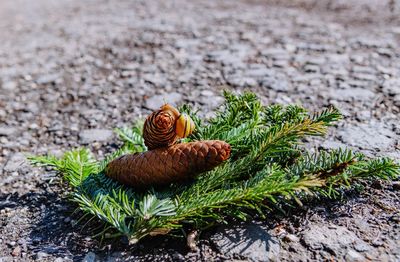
left=0, top=0, right=399, bottom=261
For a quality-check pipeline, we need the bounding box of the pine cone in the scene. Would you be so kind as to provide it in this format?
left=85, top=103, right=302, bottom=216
left=143, top=104, right=194, bottom=150
left=105, top=140, right=231, bottom=188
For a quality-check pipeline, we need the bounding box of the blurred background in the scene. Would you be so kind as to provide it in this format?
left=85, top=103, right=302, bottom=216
left=0, top=0, right=399, bottom=261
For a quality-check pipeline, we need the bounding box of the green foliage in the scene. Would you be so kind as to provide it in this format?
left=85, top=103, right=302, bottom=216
left=30, top=149, right=98, bottom=187
left=29, top=91, right=400, bottom=244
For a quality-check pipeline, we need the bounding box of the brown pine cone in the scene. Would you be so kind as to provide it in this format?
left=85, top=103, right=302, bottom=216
left=143, top=104, right=195, bottom=150
left=105, top=140, right=231, bottom=188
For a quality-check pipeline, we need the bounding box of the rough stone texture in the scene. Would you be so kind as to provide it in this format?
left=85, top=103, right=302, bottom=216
left=338, top=123, right=396, bottom=150
left=3, top=153, right=28, bottom=173
left=211, top=224, right=280, bottom=262
left=301, top=224, right=368, bottom=256
left=0, top=0, right=399, bottom=261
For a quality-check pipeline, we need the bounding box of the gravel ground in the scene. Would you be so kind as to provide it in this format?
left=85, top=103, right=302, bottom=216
left=0, top=0, right=399, bottom=261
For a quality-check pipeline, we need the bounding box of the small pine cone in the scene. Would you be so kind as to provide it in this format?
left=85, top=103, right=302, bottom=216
left=105, top=140, right=231, bottom=188
left=143, top=104, right=195, bottom=150
left=143, top=104, right=180, bottom=150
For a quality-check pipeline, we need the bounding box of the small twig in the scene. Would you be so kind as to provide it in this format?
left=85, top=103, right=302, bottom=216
left=318, top=160, right=355, bottom=179
left=187, top=230, right=199, bottom=252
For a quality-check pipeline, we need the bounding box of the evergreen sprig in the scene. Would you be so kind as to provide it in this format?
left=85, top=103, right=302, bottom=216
left=29, top=91, right=400, bottom=244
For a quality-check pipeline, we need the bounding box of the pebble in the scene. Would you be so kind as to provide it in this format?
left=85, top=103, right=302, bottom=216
left=200, top=90, right=214, bottom=97
left=352, top=73, right=376, bottom=82
left=1, top=81, right=17, bottom=90
left=79, top=129, right=113, bottom=144
left=393, top=94, right=400, bottom=106
left=354, top=242, right=371, bottom=252
left=372, top=239, right=384, bottom=247
left=355, top=110, right=371, bottom=121
left=391, top=214, right=400, bottom=222
left=304, top=64, right=320, bottom=73
left=142, top=73, right=167, bottom=88
left=36, top=73, right=61, bottom=85
left=346, top=249, right=365, bottom=262
left=206, top=50, right=232, bottom=62
left=0, top=126, right=17, bottom=137
left=245, top=65, right=273, bottom=78
left=32, top=236, right=43, bottom=245
left=382, top=78, right=400, bottom=95
left=82, top=252, right=98, bottom=262
left=261, top=77, right=290, bottom=92
left=330, top=88, right=375, bottom=102
left=172, top=252, right=185, bottom=261
left=351, top=65, right=375, bottom=74
left=226, top=75, right=257, bottom=88
left=145, top=92, right=183, bottom=110
left=3, top=153, right=28, bottom=172
left=283, top=234, right=300, bottom=243
left=11, top=246, right=21, bottom=257
left=36, top=251, right=48, bottom=260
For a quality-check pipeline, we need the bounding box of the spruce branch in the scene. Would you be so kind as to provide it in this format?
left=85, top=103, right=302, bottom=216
left=114, top=123, right=146, bottom=150
left=29, top=91, right=400, bottom=244
left=29, top=148, right=98, bottom=187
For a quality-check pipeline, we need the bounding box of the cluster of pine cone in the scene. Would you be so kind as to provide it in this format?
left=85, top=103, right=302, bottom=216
left=106, top=104, right=231, bottom=188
